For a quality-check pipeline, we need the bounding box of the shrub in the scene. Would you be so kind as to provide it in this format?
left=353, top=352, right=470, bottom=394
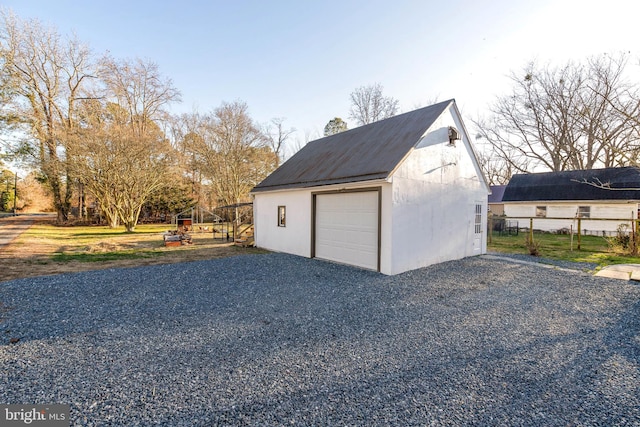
left=525, top=233, right=540, bottom=256
left=607, top=223, right=631, bottom=253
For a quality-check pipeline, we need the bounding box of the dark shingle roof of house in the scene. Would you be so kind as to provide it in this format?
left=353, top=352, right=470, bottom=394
left=502, top=167, right=640, bottom=201
left=252, top=99, right=454, bottom=192
left=488, top=185, right=507, bottom=203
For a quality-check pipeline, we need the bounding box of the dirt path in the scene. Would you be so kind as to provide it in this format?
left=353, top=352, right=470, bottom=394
left=0, top=214, right=54, bottom=247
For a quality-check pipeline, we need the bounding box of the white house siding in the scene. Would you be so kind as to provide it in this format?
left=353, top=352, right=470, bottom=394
left=253, top=181, right=392, bottom=263
left=504, top=201, right=639, bottom=234
left=388, top=107, right=488, bottom=275
left=253, top=188, right=312, bottom=257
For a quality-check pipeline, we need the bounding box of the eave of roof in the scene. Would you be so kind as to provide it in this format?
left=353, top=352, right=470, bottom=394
left=502, top=167, right=640, bottom=202
left=488, top=185, right=507, bottom=203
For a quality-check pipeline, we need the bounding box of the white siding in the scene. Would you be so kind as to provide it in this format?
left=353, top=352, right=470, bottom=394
left=504, top=202, right=638, bottom=234
left=253, top=189, right=312, bottom=257
left=506, top=204, right=536, bottom=218
left=253, top=181, right=391, bottom=263
left=388, top=105, right=488, bottom=275
left=547, top=205, right=579, bottom=218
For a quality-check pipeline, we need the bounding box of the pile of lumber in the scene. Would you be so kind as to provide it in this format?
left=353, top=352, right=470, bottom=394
left=163, top=230, right=193, bottom=247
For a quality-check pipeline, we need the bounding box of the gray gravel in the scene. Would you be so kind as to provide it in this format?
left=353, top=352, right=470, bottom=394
left=1, top=253, right=639, bottom=426
left=487, top=251, right=599, bottom=272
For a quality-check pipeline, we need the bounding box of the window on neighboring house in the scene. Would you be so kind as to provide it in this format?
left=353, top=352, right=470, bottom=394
left=474, top=204, right=482, bottom=234
left=536, top=206, right=547, bottom=218
left=578, top=206, right=590, bottom=218
left=278, top=206, right=286, bottom=227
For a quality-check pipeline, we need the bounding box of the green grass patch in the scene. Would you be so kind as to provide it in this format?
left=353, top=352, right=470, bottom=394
left=70, top=224, right=171, bottom=238
left=488, top=231, right=640, bottom=267
left=23, top=223, right=169, bottom=245
left=51, top=250, right=164, bottom=263
left=26, top=223, right=168, bottom=236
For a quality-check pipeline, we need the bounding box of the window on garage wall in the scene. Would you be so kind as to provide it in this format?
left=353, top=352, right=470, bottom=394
left=278, top=206, right=286, bottom=227
left=536, top=206, right=547, bottom=218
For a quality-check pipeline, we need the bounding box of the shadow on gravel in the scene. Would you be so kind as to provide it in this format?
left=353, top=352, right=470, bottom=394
left=1, top=253, right=639, bottom=425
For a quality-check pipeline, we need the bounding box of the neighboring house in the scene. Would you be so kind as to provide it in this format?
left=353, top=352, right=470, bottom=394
left=488, top=185, right=507, bottom=216
left=251, top=99, right=490, bottom=275
left=502, top=167, right=640, bottom=235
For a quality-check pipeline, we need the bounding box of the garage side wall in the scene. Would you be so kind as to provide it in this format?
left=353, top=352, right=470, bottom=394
left=253, top=189, right=312, bottom=257
left=389, top=107, right=488, bottom=275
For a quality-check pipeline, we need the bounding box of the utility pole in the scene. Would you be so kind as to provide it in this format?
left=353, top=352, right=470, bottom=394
left=13, top=172, right=17, bottom=216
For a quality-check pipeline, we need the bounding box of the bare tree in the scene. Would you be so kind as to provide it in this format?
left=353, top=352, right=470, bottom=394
left=263, top=117, right=295, bottom=167
left=283, top=129, right=319, bottom=161
left=0, top=11, right=95, bottom=222
left=98, top=55, right=180, bottom=137
left=70, top=101, right=174, bottom=231
left=349, top=83, right=399, bottom=125
left=475, top=54, right=640, bottom=174
left=323, top=117, right=348, bottom=136
left=475, top=145, right=520, bottom=186
left=183, top=101, right=276, bottom=215
left=17, top=171, right=52, bottom=212
left=68, top=57, right=180, bottom=231
left=168, top=111, right=209, bottom=208
left=587, top=56, right=640, bottom=166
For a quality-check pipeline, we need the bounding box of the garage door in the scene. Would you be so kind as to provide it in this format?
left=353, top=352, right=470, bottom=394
left=314, top=191, right=379, bottom=271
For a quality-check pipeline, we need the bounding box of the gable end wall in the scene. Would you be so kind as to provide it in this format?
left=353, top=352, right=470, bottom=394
left=389, top=106, right=488, bottom=274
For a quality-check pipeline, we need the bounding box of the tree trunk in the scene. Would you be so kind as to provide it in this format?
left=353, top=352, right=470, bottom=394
left=121, top=204, right=143, bottom=233
left=49, top=176, right=69, bottom=223
left=101, top=204, right=120, bottom=228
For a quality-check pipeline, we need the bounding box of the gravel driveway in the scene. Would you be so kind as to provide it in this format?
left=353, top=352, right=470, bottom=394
left=1, top=253, right=639, bottom=426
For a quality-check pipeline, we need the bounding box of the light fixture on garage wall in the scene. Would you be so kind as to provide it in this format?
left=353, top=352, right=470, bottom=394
left=448, top=126, right=461, bottom=147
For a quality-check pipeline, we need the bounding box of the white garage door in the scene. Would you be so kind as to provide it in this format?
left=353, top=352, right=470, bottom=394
left=315, top=191, right=379, bottom=271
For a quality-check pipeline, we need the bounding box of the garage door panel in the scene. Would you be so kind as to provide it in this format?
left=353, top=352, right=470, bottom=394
left=315, top=191, right=379, bottom=271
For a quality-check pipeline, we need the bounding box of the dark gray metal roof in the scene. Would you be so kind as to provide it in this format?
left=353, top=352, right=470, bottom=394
left=488, top=185, right=507, bottom=203
left=502, top=167, right=640, bottom=201
left=252, top=99, right=454, bottom=192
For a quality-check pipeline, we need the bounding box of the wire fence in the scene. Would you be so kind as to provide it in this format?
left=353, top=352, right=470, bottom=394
left=488, top=215, right=640, bottom=251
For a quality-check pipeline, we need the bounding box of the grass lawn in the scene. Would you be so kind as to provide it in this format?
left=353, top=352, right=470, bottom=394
left=488, top=230, right=640, bottom=268
left=20, top=223, right=177, bottom=260
left=0, top=221, right=264, bottom=282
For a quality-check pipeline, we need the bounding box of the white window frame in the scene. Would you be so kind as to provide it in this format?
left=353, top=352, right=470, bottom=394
left=578, top=206, right=590, bottom=219
left=474, top=204, right=483, bottom=234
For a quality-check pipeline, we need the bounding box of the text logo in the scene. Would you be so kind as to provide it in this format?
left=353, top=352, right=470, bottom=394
left=1, top=405, right=69, bottom=426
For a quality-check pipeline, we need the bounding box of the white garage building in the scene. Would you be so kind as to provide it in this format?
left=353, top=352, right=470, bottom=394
left=251, top=99, right=490, bottom=275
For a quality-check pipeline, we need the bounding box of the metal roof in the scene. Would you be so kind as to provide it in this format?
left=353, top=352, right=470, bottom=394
left=502, top=167, right=640, bottom=202
left=488, top=185, right=507, bottom=203
left=252, top=99, right=454, bottom=192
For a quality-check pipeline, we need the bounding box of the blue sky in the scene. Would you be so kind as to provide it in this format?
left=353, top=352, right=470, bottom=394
left=3, top=0, right=639, bottom=152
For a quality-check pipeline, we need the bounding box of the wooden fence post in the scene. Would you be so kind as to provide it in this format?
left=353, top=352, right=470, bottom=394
left=570, top=225, right=573, bottom=251
left=488, top=214, right=493, bottom=244
left=637, top=219, right=640, bottom=248
left=632, top=215, right=638, bottom=256
left=577, top=217, right=581, bottom=250
left=636, top=219, right=640, bottom=256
